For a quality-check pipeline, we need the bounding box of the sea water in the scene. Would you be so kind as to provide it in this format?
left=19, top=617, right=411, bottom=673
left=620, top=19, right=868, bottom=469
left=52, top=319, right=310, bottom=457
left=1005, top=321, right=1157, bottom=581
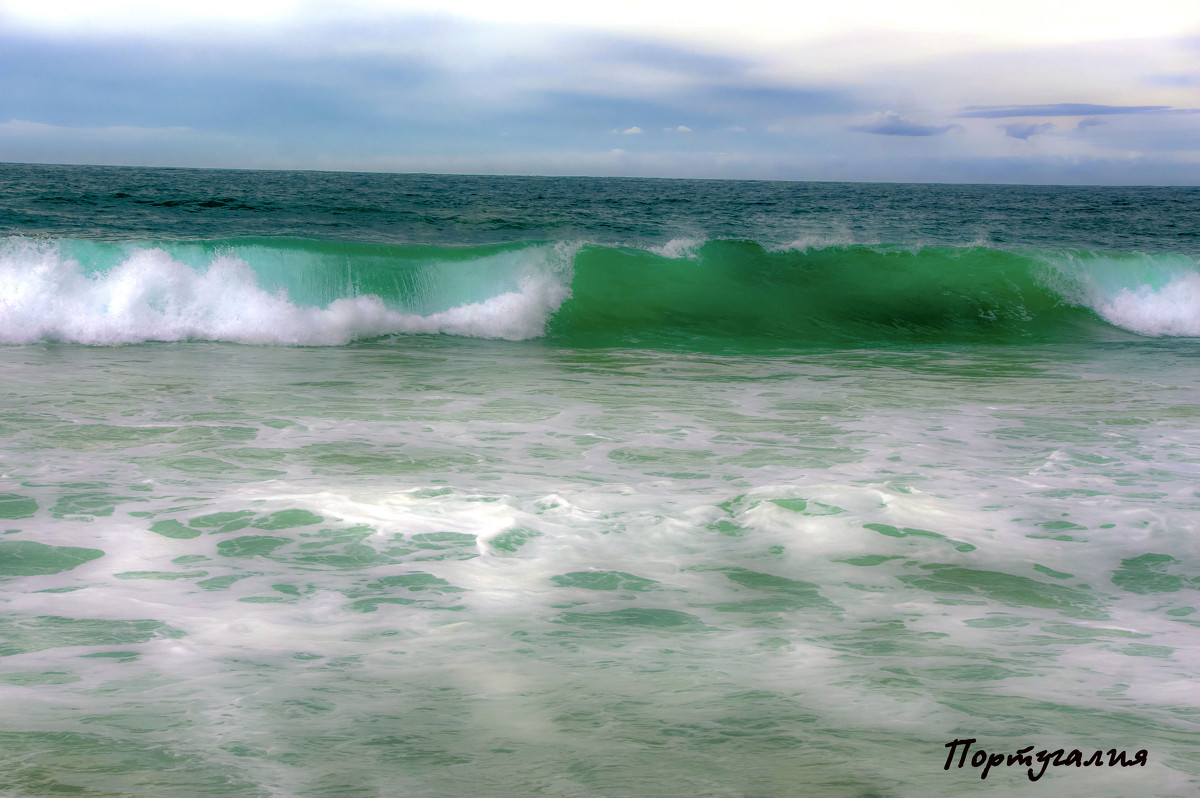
left=1, top=164, right=1198, bottom=797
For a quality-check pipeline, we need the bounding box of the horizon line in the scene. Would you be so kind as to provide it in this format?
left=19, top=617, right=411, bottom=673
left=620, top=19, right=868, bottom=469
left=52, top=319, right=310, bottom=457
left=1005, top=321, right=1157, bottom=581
left=1, top=159, right=1196, bottom=189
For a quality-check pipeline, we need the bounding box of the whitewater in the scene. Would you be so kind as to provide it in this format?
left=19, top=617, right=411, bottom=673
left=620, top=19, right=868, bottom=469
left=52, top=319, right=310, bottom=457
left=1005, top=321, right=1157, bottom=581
left=1, top=163, right=1199, bottom=798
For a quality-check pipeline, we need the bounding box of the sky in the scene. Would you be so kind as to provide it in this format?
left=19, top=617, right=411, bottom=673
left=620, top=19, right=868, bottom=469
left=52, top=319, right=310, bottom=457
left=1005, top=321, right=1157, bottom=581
left=1, top=0, right=1199, bottom=184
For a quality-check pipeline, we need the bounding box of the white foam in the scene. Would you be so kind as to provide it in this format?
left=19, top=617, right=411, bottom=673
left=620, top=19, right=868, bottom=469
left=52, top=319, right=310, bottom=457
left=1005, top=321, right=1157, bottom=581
left=773, top=233, right=863, bottom=251
left=647, top=237, right=703, bottom=260
left=0, top=238, right=574, bottom=345
left=1039, top=252, right=1200, bottom=338
left=1092, top=272, right=1200, bottom=337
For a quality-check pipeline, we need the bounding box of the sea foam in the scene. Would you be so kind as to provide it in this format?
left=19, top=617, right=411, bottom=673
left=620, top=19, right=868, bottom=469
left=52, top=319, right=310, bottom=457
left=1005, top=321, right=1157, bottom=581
left=1092, top=272, right=1200, bottom=337
left=1037, top=250, right=1200, bottom=337
left=0, top=238, right=574, bottom=345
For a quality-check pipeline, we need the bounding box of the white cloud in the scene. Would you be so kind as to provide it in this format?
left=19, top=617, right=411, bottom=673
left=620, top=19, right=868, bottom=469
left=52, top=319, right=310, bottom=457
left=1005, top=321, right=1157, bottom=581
left=0, top=119, right=251, bottom=168
left=0, top=119, right=198, bottom=142
left=8, top=0, right=1197, bottom=53
left=665, top=125, right=692, bottom=132
left=1, top=0, right=300, bottom=32
left=621, top=126, right=643, bottom=135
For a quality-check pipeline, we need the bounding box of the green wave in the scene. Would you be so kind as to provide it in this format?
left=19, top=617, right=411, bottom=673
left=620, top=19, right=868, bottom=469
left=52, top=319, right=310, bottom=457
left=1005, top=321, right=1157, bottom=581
left=6, top=236, right=1200, bottom=347
left=550, top=240, right=1197, bottom=347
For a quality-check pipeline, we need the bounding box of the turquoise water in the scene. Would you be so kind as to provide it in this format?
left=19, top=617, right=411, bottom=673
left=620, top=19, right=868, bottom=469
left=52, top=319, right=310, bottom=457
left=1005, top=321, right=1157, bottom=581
left=1, top=165, right=1199, bottom=796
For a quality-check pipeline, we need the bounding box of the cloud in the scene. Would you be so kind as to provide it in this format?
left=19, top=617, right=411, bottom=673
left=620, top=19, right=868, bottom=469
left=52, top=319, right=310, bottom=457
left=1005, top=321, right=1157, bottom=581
left=1059, top=112, right=1200, bottom=154
left=957, top=103, right=1174, bottom=118
left=0, top=118, right=195, bottom=140
left=698, top=85, right=861, bottom=117
left=1002, top=122, right=1055, bottom=139
left=850, top=111, right=958, bottom=137
left=1144, top=73, right=1200, bottom=87
left=2, top=7, right=1197, bottom=184
left=0, top=118, right=251, bottom=168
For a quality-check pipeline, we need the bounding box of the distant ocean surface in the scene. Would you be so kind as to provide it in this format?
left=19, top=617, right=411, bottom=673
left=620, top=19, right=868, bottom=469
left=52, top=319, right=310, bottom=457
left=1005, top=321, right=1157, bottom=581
left=1, top=163, right=1198, bottom=797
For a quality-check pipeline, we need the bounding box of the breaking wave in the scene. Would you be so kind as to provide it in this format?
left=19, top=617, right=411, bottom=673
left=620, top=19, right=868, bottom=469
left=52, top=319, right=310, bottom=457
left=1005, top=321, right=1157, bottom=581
left=2, top=236, right=1198, bottom=347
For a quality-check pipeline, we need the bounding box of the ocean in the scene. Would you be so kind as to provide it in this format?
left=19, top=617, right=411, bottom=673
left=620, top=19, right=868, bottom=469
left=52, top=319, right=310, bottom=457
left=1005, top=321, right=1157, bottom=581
left=1, top=163, right=1198, bottom=797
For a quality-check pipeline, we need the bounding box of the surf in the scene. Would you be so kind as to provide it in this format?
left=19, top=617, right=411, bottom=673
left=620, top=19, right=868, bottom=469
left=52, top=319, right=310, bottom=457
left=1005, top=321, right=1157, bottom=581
left=1, top=236, right=1197, bottom=347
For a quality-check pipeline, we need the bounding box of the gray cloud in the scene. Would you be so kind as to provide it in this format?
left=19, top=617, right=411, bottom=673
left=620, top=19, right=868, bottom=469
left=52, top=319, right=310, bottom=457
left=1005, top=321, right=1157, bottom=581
left=1003, top=122, right=1055, bottom=139
left=957, top=103, right=1174, bottom=118
left=850, top=112, right=959, bottom=136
